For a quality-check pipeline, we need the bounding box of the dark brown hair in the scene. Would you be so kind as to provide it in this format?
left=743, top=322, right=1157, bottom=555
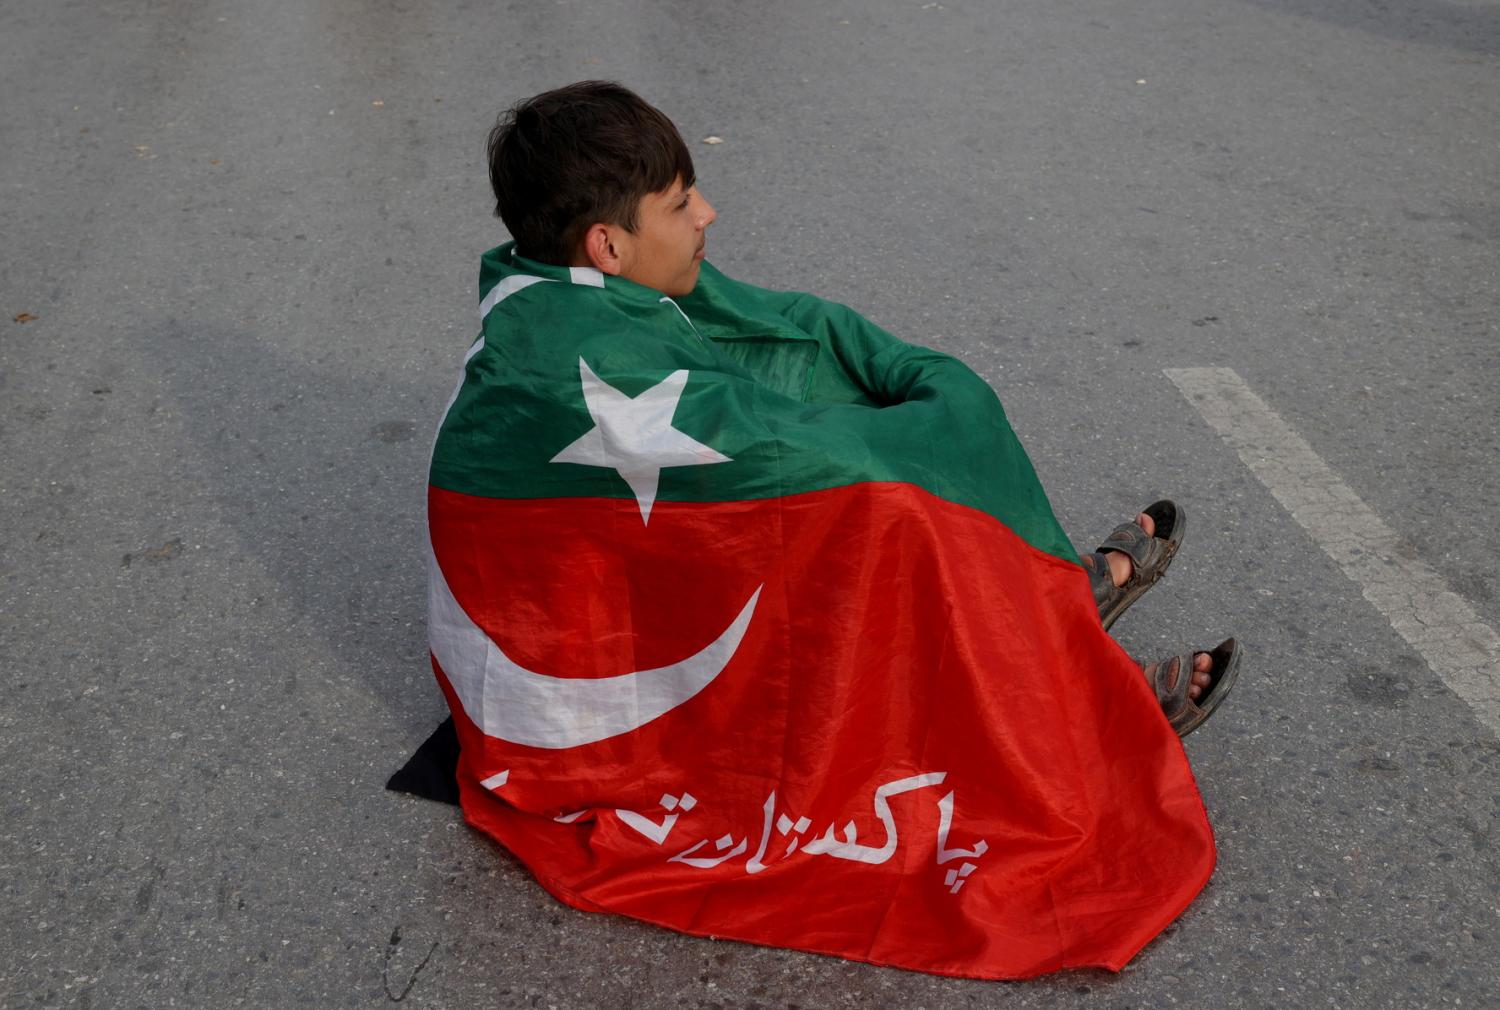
left=487, top=81, right=696, bottom=265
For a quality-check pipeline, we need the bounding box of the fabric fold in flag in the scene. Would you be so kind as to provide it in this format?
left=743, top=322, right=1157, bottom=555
left=423, top=242, right=1214, bottom=980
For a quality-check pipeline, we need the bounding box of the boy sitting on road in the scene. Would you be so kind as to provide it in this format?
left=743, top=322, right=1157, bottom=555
left=420, top=79, right=1241, bottom=979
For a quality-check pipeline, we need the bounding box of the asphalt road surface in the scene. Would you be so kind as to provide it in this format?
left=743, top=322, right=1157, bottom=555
left=2, top=1, right=1497, bottom=1007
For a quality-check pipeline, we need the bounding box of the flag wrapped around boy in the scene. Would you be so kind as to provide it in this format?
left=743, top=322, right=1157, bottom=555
left=426, top=242, right=1215, bottom=980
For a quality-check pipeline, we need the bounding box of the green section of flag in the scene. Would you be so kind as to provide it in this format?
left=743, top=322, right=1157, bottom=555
left=432, top=244, right=1078, bottom=564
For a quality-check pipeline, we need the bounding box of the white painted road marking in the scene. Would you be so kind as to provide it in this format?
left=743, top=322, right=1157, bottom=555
left=1166, top=367, right=1500, bottom=737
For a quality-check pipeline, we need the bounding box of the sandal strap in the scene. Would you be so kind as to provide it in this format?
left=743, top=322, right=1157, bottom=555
left=1145, top=650, right=1194, bottom=724
left=1097, top=520, right=1170, bottom=583
left=1083, top=551, right=1113, bottom=607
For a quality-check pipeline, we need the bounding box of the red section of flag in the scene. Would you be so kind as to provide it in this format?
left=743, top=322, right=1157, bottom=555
left=428, top=482, right=1213, bottom=979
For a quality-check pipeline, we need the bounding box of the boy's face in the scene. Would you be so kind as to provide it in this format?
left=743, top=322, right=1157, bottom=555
left=615, top=177, right=717, bottom=297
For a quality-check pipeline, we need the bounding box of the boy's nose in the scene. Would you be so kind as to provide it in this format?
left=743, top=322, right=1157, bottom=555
left=697, top=195, right=718, bottom=229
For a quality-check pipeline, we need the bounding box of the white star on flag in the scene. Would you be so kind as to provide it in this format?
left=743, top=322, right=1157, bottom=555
left=550, top=358, right=730, bottom=524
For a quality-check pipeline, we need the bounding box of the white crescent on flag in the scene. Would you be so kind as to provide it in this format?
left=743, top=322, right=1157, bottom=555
left=426, top=541, right=762, bottom=750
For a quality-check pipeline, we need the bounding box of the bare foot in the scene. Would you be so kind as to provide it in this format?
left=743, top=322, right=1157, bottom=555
left=1144, top=649, right=1215, bottom=702
left=1086, top=500, right=1187, bottom=635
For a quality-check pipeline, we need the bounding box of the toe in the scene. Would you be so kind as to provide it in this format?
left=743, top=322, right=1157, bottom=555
left=1187, top=653, right=1214, bottom=700
left=1137, top=511, right=1156, bottom=538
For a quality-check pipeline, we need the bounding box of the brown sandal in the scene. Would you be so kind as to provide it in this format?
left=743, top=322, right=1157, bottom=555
left=1085, top=499, right=1186, bottom=630
left=1143, top=638, right=1243, bottom=737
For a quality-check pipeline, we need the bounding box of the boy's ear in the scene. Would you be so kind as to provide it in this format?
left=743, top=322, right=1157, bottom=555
left=578, top=223, right=624, bottom=276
